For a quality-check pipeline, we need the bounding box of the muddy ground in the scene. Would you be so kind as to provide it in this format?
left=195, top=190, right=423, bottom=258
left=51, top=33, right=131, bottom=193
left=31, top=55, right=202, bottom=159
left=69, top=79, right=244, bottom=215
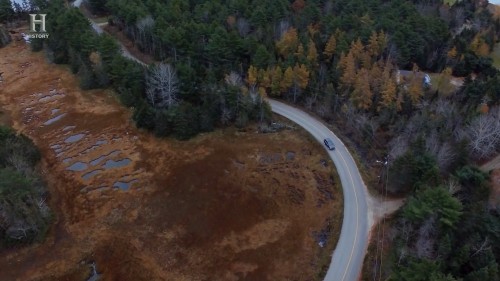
left=0, top=38, right=342, bottom=280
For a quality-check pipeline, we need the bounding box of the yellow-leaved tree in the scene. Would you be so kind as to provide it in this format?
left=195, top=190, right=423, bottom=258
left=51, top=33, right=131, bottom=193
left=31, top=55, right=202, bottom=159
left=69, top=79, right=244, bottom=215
left=291, top=64, right=310, bottom=102
left=307, top=39, right=318, bottom=66
left=281, top=66, right=294, bottom=93
left=295, top=43, right=305, bottom=59
left=323, top=34, right=337, bottom=60
left=367, top=31, right=380, bottom=57
left=247, top=65, right=258, bottom=86
left=270, top=66, right=283, bottom=96
left=351, top=68, right=373, bottom=110
left=350, top=38, right=364, bottom=61
left=379, top=68, right=397, bottom=111
left=276, top=28, right=299, bottom=58
left=259, top=68, right=272, bottom=89
left=339, top=51, right=357, bottom=87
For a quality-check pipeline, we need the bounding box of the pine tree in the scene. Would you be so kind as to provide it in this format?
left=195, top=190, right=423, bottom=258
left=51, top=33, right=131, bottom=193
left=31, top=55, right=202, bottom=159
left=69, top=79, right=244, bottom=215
left=408, top=76, right=423, bottom=104
left=0, top=0, right=14, bottom=23
left=350, top=38, right=364, bottom=61
left=367, top=31, right=380, bottom=57
left=281, top=66, right=294, bottom=93
left=270, top=66, right=283, bottom=96
left=307, top=23, right=319, bottom=38
left=360, top=52, right=372, bottom=69
left=247, top=65, right=258, bottom=86
left=377, top=31, right=388, bottom=52
left=379, top=69, right=397, bottom=110
left=352, top=68, right=372, bottom=110
left=97, top=34, right=119, bottom=64
left=258, top=86, right=267, bottom=97
left=293, top=64, right=310, bottom=90
left=339, top=51, right=357, bottom=87
left=323, top=34, right=337, bottom=60
left=276, top=27, right=299, bottom=58
left=259, top=68, right=271, bottom=89
left=369, top=61, right=384, bottom=93
left=290, top=64, right=309, bottom=102
left=307, top=39, right=318, bottom=66
left=253, top=45, right=271, bottom=68
left=295, top=43, right=305, bottom=59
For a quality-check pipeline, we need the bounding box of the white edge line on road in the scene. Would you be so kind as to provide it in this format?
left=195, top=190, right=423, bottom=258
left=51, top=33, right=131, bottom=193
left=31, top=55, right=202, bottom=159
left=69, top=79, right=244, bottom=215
left=270, top=102, right=361, bottom=281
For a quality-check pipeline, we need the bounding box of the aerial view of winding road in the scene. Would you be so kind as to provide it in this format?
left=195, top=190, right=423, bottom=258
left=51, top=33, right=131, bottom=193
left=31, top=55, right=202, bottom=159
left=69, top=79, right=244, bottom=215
left=270, top=100, right=369, bottom=281
left=75, top=3, right=371, bottom=279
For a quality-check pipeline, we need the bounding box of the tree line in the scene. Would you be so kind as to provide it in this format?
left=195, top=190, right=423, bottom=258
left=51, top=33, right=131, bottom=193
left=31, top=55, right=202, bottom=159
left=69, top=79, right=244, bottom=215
left=0, top=126, right=51, bottom=248
left=1, top=0, right=499, bottom=278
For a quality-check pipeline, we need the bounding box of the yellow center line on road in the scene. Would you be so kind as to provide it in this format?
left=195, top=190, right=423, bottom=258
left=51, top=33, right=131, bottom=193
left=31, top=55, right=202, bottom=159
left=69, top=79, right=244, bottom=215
left=271, top=103, right=361, bottom=281
left=338, top=151, right=359, bottom=281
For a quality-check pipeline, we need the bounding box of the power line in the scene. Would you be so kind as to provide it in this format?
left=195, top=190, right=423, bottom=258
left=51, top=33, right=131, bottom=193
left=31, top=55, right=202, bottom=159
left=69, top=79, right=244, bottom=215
left=378, top=156, right=390, bottom=281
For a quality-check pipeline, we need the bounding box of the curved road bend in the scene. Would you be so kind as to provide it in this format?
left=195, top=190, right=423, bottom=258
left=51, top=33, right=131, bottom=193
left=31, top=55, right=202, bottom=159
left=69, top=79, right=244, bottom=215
left=269, top=99, right=369, bottom=281
left=71, top=3, right=370, bottom=278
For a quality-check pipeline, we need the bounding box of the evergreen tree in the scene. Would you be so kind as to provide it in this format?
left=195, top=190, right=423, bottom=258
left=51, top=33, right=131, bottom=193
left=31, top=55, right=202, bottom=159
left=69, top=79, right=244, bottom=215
left=323, top=34, right=336, bottom=60
left=0, top=0, right=14, bottom=23
left=351, top=68, right=372, bottom=110
left=253, top=45, right=272, bottom=68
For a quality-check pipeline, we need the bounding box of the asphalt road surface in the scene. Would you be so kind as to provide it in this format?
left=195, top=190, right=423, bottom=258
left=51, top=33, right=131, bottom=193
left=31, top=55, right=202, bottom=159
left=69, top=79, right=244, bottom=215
left=269, top=99, right=369, bottom=281
left=70, top=4, right=370, bottom=278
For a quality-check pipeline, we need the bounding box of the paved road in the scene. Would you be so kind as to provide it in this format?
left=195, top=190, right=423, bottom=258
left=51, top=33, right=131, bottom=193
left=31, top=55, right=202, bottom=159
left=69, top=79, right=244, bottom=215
left=269, top=99, right=369, bottom=281
left=73, top=3, right=370, bottom=278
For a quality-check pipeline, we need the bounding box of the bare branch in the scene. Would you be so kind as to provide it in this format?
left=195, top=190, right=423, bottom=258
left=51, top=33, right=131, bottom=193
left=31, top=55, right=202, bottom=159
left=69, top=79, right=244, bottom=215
left=466, top=107, right=500, bottom=159
left=146, top=63, right=179, bottom=109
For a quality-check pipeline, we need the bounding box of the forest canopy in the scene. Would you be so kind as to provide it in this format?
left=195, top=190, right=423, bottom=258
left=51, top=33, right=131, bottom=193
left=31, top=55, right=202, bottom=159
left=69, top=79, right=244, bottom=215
left=1, top=0, right=499, bottom=279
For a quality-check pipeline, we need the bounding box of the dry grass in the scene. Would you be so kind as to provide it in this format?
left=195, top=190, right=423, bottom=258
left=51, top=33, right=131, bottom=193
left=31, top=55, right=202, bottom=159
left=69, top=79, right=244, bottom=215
left=0, top=39, right=343, bottom=280
left=429, top=72, right=460, bottom=96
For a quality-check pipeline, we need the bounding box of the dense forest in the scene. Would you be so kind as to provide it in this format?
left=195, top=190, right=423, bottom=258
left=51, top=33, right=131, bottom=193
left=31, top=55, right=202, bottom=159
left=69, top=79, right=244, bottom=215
left=0, top=126, right=51, bottom=248
left=1, top=0, right=500, bottom=279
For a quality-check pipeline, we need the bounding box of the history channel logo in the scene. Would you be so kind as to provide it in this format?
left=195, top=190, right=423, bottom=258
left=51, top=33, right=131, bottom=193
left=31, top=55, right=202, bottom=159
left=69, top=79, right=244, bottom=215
left=27, top=14, right=49, bottom=39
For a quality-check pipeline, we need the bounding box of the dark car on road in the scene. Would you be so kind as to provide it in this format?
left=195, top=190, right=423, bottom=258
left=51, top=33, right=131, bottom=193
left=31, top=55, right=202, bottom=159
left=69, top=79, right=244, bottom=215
left=324, top=138, right=335, bottom=150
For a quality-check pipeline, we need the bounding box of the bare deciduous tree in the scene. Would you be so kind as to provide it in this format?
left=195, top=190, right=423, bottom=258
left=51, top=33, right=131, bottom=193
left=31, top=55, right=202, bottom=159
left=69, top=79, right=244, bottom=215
left=355, top=113, right=379, bottom=139
left=236, top=17, right=250, bottom=37
left=466, top=107, right=500, bottom=159
left=146, top=63, right=179, bottom=109
left=425, top=133, right=455, bottom=171
left=225, top=71, right=242, bottom=87
left=276, top=19, right=290, bottom=40
left=314, top=102, right=331, bottom=118
left=136, top=15, right=154, bottom=31
left=436, top=142, right=455, bottom=172
left=415, top=215, right=437, bottom=259
left=397, top=219, right=413, bottom=266
left=220, top=105, right=231, bottom=125
left=305, top=96, right=315, bottom=110
left=471, top=237, right=491, bottom=258
left=136, top=15, right=154, bottom=52
left=446, top=178, right=461, bottom=196
left=389, top=136, right=409, bottom=160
